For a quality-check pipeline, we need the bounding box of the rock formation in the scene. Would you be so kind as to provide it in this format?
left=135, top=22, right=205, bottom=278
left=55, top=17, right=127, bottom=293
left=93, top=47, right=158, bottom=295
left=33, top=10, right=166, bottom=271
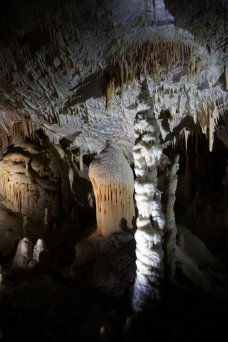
left=89, top=141, right=135, bottom=236
left=0, top=3, right=227, bottom=336
left=12, top=237, right=32, bottom=269
left=132, top=104, right=165, bottom=311
left=0, top=135, right=61, bottom=219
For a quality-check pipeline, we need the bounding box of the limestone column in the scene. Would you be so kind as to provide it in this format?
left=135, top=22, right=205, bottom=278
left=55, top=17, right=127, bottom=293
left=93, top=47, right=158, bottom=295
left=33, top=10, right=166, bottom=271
left=132, top=109, right=165, bottom=311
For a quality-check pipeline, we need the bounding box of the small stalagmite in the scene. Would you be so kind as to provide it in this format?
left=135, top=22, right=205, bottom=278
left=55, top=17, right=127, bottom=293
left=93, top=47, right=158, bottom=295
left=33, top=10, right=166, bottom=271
left=28, top=239, right=46, bottom=269
left=89, top=141, right=135, bottom=236
left=33, top=239, right=45, bottom=263
left=12, top=237, right=32, bottom=269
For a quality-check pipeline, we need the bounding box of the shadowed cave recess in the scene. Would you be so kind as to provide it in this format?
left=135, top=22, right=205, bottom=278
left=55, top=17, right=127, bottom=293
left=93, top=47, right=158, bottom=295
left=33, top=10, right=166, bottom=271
left=0, top=0, right=228, bottom=341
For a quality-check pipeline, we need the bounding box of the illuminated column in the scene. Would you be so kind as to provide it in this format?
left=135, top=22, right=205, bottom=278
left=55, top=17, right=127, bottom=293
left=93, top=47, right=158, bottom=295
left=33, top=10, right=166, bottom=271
left=132, top=109, right=165, bottom=312
left=89, top=141, right=135, bottom=237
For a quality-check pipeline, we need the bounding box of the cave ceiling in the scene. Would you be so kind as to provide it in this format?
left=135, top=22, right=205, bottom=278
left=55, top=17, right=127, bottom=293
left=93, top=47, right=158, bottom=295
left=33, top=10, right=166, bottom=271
left=0, top=0, right=227, bottom=156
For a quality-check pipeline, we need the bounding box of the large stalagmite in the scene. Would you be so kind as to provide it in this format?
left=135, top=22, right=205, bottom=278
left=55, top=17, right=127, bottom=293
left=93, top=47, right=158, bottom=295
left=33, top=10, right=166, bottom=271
left=89, top=141, right=135, bottom=236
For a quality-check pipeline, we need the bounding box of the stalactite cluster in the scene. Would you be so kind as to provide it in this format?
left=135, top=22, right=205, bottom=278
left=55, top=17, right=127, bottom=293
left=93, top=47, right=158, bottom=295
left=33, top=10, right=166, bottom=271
left=132, top=109, right=165, bottom=312
left=0, top=119, right=39, bottom=154
left=197, top=99, right=220, bottom=152
left=106, top=39, right=195, bottom=108
left=89, top=141, right=135, bottom=236
left=173, top=97, right=223, bottom=153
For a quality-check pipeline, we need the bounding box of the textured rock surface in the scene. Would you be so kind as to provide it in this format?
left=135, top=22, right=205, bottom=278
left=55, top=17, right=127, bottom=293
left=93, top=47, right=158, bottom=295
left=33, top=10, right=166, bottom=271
left=132, top=81, right=165, bottom=311
left=0, top=0, right=226, bottom=157
left=0, top=0, right=227, bottom=319
left=0, top=137, right=61, bottom=218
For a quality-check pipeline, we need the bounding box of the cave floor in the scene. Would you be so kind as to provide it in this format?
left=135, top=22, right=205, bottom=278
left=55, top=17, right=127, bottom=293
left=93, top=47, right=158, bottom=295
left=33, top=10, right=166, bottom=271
left=0, top=269, right=129, bottom=342
left=0, top=269, right=227, bottom=342
left=0, top=203, right=227, bottom=342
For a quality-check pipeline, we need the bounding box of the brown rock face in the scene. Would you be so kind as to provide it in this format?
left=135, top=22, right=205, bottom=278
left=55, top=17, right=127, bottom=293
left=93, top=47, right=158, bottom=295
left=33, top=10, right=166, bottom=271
left=0, top=133, right=61, bottom=219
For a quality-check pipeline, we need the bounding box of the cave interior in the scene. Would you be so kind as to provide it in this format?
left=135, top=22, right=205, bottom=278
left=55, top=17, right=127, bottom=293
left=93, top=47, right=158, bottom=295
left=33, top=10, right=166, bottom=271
left=0, top=0, right=227, bottom=341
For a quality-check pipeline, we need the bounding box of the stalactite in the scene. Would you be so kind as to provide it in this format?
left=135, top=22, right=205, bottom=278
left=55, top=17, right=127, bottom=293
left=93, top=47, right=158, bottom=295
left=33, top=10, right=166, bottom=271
left=0, top=142, right=61, bottom=218
left=208, top=109, right=215, bottom=152
left=168, top=107, right=176, bottom=133
left=3, top=177, right=40, bottom=215
left=132, top=108, right=165, bottom=312
left=198, top=99, right=220, bottom=152
left=2, top=120, right=40, bottom=149
left=106, top=40, right=193, bottom=107
left=89, top=141, right=135, bottom=236
left=106, top=78, right=115, bottom=109
left=184, top=128, right=191, bottom=151
left=164, top=155, right=179, bottom=283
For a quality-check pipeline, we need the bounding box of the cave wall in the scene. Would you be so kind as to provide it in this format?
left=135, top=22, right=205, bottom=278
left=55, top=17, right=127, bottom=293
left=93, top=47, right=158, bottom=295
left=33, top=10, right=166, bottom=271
left=0, top=144, right=60, bottom=218
left=174, top=135, right=228, bottom=262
